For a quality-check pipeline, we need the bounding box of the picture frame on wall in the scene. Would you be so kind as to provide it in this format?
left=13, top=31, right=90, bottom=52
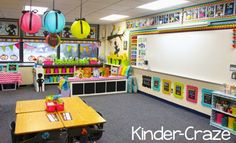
left=224, top=2, right=234, bottom=16
left=207, top=5, right=215, bottom=18
left=201, top=88, right=213, bottom=108
left=162, top=79, right=172, bottom=95
left=199, top=7, right=207, bottom=18
left=183, top=10, right=193, bottom=21
left=215, top=4, right=224, bottom=17
left=0, top=19, right=19, bottom=38
left=142, top=75, right=152, bottom=89
left=7, top=63, right=18, bottom=72
left=186, top=85, right=198, bottom=103
left=151, top=77, right=161, bottom=92
left=173, top=82, right=184, bottom=99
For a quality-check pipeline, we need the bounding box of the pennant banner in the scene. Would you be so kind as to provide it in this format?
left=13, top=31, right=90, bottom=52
left=67, top=45, right=72, bottom=52
left=2, top=46, right=6, bottom=52
left=9, top=45, right=14, bottom=51
left=15, top=43, right=20, bottom=49
left=73, top=46, right=77, bottom=52
left=0, top=42, right=20, bottom=51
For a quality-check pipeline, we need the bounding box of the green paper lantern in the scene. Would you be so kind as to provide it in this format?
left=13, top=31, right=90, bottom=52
left=71, top=19, right=90, bottom=39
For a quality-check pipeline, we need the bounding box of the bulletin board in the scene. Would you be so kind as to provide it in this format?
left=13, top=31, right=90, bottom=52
left=142, top=29, right=236, bottom=84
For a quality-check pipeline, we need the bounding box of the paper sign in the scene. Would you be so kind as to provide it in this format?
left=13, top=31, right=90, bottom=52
left=47, top=113, right=59, bottom=122
left=61, top=112, right=72, bottom=121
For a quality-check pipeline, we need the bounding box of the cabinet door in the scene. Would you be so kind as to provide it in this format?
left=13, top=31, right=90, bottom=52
left=72, top=83, right=84, bottom=95
left=85, top=83, right=95, bottom=94
left=117, top=81, right=126, bottom=91
left=106, top=82, right=116, bottom=92
left=96, top=82, right=106, bottom=93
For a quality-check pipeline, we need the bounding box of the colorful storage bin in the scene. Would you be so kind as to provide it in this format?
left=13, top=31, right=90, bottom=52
left=46, top=102, right=56, bottom=112
left=216, top=113, right=224, bottom=124
left=228, top=117, right=235, bottom=129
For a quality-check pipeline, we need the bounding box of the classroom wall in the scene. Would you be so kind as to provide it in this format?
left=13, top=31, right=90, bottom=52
left=99, top=21, right=129, bottom=58
left=100, top=21, right=229, bottom=116
left=133, top=67, right=224, bottom=115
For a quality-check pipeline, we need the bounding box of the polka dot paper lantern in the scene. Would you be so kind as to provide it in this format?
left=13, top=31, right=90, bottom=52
left=43, top=10, right=65, bottom=33
left=71, top=19, right=90, bottom=39
left=19, top=11, right=42, bottom=34
left=46, top=34, right=61, bottom=48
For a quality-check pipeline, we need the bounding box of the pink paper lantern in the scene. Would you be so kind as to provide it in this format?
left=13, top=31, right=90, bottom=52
left=19, top=11, right=42, bottom=34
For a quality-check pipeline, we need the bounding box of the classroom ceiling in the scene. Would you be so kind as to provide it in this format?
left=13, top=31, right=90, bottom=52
left=0, top=0, right=216, bottom=24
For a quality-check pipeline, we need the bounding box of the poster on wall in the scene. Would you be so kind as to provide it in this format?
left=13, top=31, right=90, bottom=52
left=0, top=20, right=19, bottom=37
left=198, top=7, right=207, bottom=18
left=215, top=4, right=224, bottom=17
left=152, top=77, right=161, bottom=92
left=137, top=36, right=147, bottom=67
left=186, top=85, right=198, bottom=103
left=162, top=79, right=172, bottom=95
left=207, top=5, right=215, bottom=18
left=201, top=88, right=213, bottom=108
left=173, top=82, right=184, bottom=99
left=225, top=2, right=234, bottom=15
left=142, top=75, right=152, bottom=88
left=168, top=12, right=181, bottom=23
left=183, top=10, right=193, bottom=21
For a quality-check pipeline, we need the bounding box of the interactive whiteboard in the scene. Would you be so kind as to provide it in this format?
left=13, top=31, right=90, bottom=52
left=143, top=29, right=236, bottom=84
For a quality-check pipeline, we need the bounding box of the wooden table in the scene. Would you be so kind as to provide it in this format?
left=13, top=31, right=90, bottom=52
left=15, top=96, right=88, bottom=113
left=15, top=99, right=46, bottom=113
left=58, top=104, right=106, bottom=128
left=15, top=111, right=64, bottom=135
left=15, top=96, right=106, bottom=136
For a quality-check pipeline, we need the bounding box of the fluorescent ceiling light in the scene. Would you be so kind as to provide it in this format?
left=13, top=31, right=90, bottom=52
left=100, top=14, right=129, bottom=21
left=137, top=0, right=189, bottom=10
left=24, top=6, right=48, bottom=15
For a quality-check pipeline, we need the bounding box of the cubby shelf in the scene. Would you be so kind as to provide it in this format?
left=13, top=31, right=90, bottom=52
left=210, top=91, right=236, bottom=135
left=45, top=82, right=59, bottom=85
left=42, top=64, right=103, bottom=86
left=210, top=121, right=236, bottom=135
left=212, top=108, right=236, bottom=118
left=44, top=73, right=74, bottom=76
left=43, top=64, right=103, bottom=68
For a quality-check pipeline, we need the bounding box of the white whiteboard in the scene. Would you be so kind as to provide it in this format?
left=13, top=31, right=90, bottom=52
left=144, top=29, right=236, bottom=84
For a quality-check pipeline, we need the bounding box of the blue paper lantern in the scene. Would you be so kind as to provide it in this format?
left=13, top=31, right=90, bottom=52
left=43, top=10, right=65, bottom=33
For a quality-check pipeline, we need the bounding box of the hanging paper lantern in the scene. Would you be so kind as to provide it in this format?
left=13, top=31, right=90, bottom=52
left=46, top=34, right=61, bottom=48
left=71, top=19, right=90, bottom=39
left=43, top=10, right=65, bottom=33
left=19, top=11, right=42, bottom=34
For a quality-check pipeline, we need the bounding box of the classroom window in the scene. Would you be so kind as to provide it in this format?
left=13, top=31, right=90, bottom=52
left=79, top=43, right=98, bottom=59
left=0, top=42, right=20, bottom=62
left=60, top=44, right=79, bottom=59
left=23, top=42, right=57, bottom=62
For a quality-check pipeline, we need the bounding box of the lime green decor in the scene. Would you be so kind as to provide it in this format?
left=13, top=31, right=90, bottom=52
left=173, top=82, right=184, bottom=99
